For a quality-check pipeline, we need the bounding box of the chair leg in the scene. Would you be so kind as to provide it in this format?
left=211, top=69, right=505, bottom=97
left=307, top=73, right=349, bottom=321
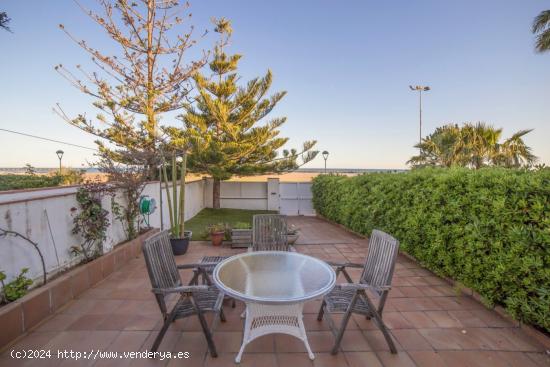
left=231, top=298, right=236, bottom=308
left=331, top=309, right=353, bottom=355
left=371, top=311, right=397, bottom=354
left=219, top=308, right=227, bottom=322
left=197, top=310, right=218, bottom=358
left=151, top=310, right=178, bottom=352
left=317, top=300, right=326, bottom=321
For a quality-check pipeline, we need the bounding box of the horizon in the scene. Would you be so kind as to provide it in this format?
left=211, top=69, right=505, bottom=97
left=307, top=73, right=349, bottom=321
left=1, top=0, right=549, bottom=169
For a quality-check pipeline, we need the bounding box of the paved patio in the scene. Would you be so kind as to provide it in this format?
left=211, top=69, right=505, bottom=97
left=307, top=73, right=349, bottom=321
left=0, top=217, right=548, bottom=367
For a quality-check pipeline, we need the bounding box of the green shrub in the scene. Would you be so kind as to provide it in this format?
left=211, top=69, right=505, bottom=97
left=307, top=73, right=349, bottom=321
left=312, top=168, right=550, bottom=332
left=0, top=174, right=63, bottom=191
left=1, top=268, right=33, bottom=302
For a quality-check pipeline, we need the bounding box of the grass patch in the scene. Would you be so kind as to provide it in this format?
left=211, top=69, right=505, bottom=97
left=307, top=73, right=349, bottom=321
left=184, top=208, right=276, bottom=240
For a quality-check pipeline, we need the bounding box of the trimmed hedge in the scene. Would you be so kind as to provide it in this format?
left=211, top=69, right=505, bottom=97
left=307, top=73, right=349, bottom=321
left=312, top=168, right=550, bottom=332
left=0, top=174, right=63, bottom=191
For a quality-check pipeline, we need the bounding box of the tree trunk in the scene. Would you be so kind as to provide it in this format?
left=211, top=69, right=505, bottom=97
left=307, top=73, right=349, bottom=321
left=213, top=178, right=221, bottom=209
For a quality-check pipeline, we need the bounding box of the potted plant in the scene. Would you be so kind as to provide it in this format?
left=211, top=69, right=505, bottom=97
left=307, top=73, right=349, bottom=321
left=287, top=224, right=300, bottom=245
left=231, top=222, right=252, bottom=248
left=161, top=151, right=192, bottom=255
left=207, top=223, right=227, bottom=246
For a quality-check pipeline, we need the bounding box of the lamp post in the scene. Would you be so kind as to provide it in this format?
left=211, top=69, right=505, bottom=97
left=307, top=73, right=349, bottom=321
left=56, top=150, right=64, bottom=175
left=409, top=85, right=430, bottom=150
left=322, top=151, right=329, bottom=174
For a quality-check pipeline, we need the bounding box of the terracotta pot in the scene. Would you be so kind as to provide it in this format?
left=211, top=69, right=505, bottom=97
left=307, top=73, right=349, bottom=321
left=210, top=231, right=225, bottom=246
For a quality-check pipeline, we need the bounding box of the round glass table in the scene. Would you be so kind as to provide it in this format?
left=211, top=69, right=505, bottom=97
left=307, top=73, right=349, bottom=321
left=213, top=251, right=336, bottom=363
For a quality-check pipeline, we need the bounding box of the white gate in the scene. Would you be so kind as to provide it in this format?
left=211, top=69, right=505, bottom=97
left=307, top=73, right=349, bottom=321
left=279, top=182, right=315, bottom=216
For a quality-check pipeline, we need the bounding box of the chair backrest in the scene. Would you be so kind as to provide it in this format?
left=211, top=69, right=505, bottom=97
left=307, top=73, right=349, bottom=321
left=252, top=214, right=289, bottom=251
left=360, top=230, right=400, bottom=291
left=142, top=230, right=182, bottom=314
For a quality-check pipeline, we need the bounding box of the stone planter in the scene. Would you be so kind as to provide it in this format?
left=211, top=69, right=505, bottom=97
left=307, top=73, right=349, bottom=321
left=231, top=229, right=252, bottom=248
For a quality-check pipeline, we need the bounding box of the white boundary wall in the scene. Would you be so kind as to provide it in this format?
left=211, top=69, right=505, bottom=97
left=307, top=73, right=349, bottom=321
left=0, top=180, right=205, bottom=284
left=0, top=178, right=312, bottom=283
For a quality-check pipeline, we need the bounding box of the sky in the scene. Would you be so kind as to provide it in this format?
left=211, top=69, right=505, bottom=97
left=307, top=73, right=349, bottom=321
left=1, top=0, right=549, bottom=169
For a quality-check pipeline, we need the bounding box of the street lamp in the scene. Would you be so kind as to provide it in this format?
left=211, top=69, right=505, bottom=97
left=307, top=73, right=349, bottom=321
left=409, top=85, right=430, bottom=150
left=322, top=151, right=329, bottom=174
left=56, top=150, right=64, bottom=175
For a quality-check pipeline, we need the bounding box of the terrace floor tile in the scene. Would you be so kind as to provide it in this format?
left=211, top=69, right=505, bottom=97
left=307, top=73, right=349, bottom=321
left=0, top=216, right=546, bottom=367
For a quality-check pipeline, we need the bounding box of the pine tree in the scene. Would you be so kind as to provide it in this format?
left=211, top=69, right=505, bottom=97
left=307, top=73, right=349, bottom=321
left=167, top=19, right=317, bottom=208
left=55, top=0, right=207, bottom=178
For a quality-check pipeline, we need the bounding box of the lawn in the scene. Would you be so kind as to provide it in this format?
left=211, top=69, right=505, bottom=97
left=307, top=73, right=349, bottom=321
left=184, top=208, right=276, bottom=240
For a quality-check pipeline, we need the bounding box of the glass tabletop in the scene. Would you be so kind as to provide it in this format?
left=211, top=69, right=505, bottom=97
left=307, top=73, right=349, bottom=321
left=213, top=251, right=336, bottom=304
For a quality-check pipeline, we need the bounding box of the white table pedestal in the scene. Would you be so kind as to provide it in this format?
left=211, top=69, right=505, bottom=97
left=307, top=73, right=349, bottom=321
left=235, top=302, right=314, bottom=363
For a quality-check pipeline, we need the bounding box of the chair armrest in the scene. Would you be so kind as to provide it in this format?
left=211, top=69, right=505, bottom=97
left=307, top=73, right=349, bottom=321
left=326, top=261, right=363, bottom=269
left=151, top=285, right=209, bottom=295
left=177, top=262, right=219, bottom=270
left=337, top=283, right=391, bottom=293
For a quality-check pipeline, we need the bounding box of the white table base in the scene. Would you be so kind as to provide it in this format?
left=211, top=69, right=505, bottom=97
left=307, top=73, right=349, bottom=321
left=236, top=302, right=314, bottom=363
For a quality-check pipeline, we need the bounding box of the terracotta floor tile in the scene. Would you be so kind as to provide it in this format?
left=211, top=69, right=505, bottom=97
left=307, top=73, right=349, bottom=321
left=34, top=314, right=80, bottom=332
left=416, top=329, right=464, bottom=350
left=96, top=314, right=135, bottom=331
left=312, top=352, right=350, bottom=367
left=424, top=311, right=463, bottom=328
left=526, top=352, right=550, bottom=367
left=276, top=353, right=314, bottom=367
left=0, top=218, right=546, bottom=366
left=363, top=330, right=403, bottom=352
left=390, top=329, right=433, bottom=351
left=496, top=351, right=543, bottom=367
left=352, top=314, right=378, bottom=330
left=340, top=330, right=372, bottom=351
left=407, top=350, right=449, bottom=367
left=66, top=314, right=109, bottom=331
left=383, top=312, right=414, bottom=329
left=245, top=335, right=275, bottom=353
left=306, top=331, right=336, bottom=353
left=437, top=350, right=511, bottom=367
left=432, top=296, right=483, bottom=311
left=212, top=332, right=242, bottom=353
left=400, top=312, right=437, bottom=329
left=344, top=351, right=383, bottom=367
left=173, top=331, right=209, bottom=354
left=375, top=351, right=417, bottom=367
left=140, top=331, right=181, bottom=353
left=446, top=310, right=487, bottom=327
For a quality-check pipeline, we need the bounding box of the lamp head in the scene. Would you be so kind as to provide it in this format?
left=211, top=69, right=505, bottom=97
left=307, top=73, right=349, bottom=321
left=56, top=150, right=64, bottom=160
left=322, top=150, right=329, bottom=160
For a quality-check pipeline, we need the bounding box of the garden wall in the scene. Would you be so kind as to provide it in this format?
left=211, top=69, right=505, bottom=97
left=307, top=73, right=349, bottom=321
left=0, top=180, right=205, bottom=284
left=311, top=168, right=550, bottom=332
left=0, top=178, right=295, bottom=284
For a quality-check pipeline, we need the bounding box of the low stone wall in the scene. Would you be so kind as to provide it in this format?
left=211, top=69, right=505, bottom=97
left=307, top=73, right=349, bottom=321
left=0, top=229, right=155, bottom=351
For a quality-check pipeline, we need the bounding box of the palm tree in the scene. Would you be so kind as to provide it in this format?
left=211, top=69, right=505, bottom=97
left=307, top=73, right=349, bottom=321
left=408, top=123, right=537, bottom=169
left=492, top=130, right=537, bottom=168
left=532, top=10, right=550, bottom=52
left=0, top=11, right=11, bottom=32
left=407, top=124, right=465, bottom=168
left=461, top=122, right=502, bottom=169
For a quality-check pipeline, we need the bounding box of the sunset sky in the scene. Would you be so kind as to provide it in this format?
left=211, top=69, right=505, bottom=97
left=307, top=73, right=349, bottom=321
left=1, top=0, right=549, bottom=169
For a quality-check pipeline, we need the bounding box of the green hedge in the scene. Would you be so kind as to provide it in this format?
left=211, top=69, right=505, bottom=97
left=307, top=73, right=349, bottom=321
left=0, top=174, right=64, bottom=191
left=312, top=168, right=550, bottom=332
